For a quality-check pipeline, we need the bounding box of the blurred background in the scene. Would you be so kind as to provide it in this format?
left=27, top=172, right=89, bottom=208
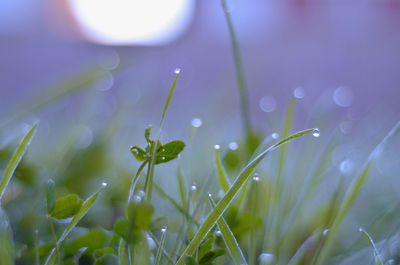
left=1, top=1, right=400, bottom=263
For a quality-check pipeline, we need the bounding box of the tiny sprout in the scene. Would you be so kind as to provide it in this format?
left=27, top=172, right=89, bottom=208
left=312, top=128, right=320, bottom=137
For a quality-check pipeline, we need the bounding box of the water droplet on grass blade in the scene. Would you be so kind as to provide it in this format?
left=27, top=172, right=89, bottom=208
left=322, top=229, right=329, bottom=236
left=271, top=133, right=279, bottom=139
left=191, top=118, right=202, bottom=128
left=252, top=174, right=260, bottom=182
left=312, top=128, right=320, bottom=137
left=293, top=87, right=305, bottom=99
left=228, top=142, right=238, bottom=150
left=161, top=226, right=167, bottom=232
left=174, top=68, right=181, bottom=74
left=101, top=181, right=108, bottom=187
left=190, top=184, right=197, bottom=191
left=207, top=192, right=212, bottom=198
left=214, top=144, right=221, bottom=150
left=215, top=230, right=222, bottom=236
left=259, top=253, right=275, bottom=265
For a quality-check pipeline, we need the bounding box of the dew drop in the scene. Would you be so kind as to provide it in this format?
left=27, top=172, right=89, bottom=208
left=207, top=192, right=212, bottom=198
left=190, top=184, right=197, bottom=191
left=339, top=159, right=354, bottom=176
left=252, top=174, right=260, bottom=182
left=333, top=86, right=353, bottom=107
left=137, top=190, right=145, bottom=197
left=271, top=132, right=279, bottom=139
left=191, top=118, right=202, bottom=128
left=293, top=87, right=305, bottom=99
left=215, top=230, right=222, bottom=236
left=162, top=157, right=166, bottom=160
left=312, top=128, right=320, bottom=138
left=214, top=144, right=221, bottom=150
left=322, top=229, right=329, bottom=236
left=258, top=253, right=275, bottom=265
left=161, top=226, right=167, bottom=232
left=101, top=181, right=108, bottom=187
left=259, top=96, right=277, bottom=113
left=146, top=235, right=156, bottom=250
left=174, top=68, right=181, bottom=75
left=228, top=142, right=238, bottom=150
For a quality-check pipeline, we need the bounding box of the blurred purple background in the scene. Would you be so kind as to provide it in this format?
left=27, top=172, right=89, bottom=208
left=1, top=0, right=400, bottom=134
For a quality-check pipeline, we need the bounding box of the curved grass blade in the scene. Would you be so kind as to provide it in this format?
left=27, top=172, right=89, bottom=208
left=0, top=123, right=37, bottom=202
left=160, top=71, right=180, bottom=128
left=175, top=128, right=315, bottom=265
left=359, top=228, right=383, bottom=265
left=154, top=228, right=167, bottom=265
left=316, top=121, right=400, bottom=265
left=0, top=68, right=110, bottom=129
left=221, top=0, right=252, bottom=138
left=287, top=229, right=322, bottom=265
left=215, top=149, right=231, bottom=193
left=208, top=195, right=247, bottom=265
left=44, top=182, right=107, bottom=265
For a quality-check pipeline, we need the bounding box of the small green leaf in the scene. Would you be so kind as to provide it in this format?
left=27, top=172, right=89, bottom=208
left=93, top=254, right=118, bottom=265
left=46, top=179, right=56, bottom=214
left=50, top=194, right=83, bottom=220
left=44, top=183, right=106, bottom=265
left=145, top=125, right=153, bottom=143
left=130, top=146, right=148, bottom=162
left=64, top=228, right=108, bottom=256
left=127, top=201, right=154, bottom=230
left=155, top=140, right=185, bottom=164
left=94, top=247, right=116, bottom=258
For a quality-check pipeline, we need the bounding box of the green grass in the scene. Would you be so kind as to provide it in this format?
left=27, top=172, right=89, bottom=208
left=1, top=3, right=400, bottom=265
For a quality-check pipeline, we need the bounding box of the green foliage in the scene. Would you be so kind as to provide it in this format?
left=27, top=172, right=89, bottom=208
left=50, top=194, right=83, bottom=220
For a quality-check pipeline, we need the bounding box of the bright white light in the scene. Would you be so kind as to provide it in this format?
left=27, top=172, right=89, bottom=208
left=68, top=0, right=195, bottom=45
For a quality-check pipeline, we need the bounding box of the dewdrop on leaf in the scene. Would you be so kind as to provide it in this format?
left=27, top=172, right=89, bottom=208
left=174, top=68, right=181, bottom=75
left=312, top=128, right=320, bottom=137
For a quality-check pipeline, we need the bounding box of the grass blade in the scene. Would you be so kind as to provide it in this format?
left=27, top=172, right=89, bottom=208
left=0, top=208, right=14, bottom=265
left=221, top=0, right=252, bottom=138
left=315, top=121, right=400, bottom=264
left=208, top=195, right=247, bottom=265
left=160, top=71, right=180, bottom=128
left=0, top=123, right=37, bottom=202
left=177, top=167, right=186, bottom=208
left=44, top=182, right=107, bottom=265
left=154, top=227, right=167, bottom=265
left=359, top=228, right=383, bottom=265
left=287, top=229, right=322, bottom=265
left=215, top=148, right=231, bottom=193
left=175, top=128, right=315, bottom=265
